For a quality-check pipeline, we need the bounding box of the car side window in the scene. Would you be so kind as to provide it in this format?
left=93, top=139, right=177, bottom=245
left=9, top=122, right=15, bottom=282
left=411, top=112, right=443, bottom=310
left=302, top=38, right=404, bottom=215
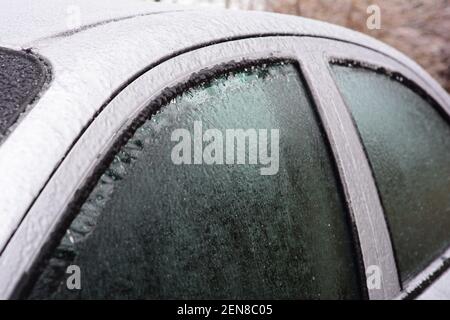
left=26, top=62, right=362, bottom=299
left=331, top=64, right=450, bottom=283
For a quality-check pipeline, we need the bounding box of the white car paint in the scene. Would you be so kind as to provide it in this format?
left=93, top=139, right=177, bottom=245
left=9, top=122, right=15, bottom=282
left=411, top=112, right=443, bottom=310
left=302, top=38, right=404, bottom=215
left=0, top=0, right=449, bottom=300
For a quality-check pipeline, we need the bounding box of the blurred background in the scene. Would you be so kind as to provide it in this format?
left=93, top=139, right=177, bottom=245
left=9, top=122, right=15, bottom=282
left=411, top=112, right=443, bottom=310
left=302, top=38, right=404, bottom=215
left=151, top=0, right=450, bottom=92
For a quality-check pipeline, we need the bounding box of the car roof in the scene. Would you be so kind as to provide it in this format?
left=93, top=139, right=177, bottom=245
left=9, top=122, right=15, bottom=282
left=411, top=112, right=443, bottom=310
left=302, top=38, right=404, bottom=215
left=1, top=0, right=442, bottom=97
left=0, top=0, right=432, bottom=84
left=0, top=0, right=185, bottom=47
left=2, top=0, right=443, bottom=131
left=0, top=0, right=418, bottom=60
left=0, top=0, right=448, bottom=256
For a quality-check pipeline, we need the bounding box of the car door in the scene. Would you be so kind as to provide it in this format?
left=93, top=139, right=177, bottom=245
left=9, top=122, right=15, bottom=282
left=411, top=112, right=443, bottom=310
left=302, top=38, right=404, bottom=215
left=0, top=36, right=448, bottom=300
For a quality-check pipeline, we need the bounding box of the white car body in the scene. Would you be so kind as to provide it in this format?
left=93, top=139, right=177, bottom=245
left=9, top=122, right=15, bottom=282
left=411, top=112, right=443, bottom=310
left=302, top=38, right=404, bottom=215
left=0, top=0, right=449, bottom=300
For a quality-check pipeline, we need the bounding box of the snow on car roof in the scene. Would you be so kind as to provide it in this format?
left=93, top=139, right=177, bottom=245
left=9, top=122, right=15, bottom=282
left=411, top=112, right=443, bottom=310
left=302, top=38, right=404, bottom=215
left=0, top=0, right=184, bottom=47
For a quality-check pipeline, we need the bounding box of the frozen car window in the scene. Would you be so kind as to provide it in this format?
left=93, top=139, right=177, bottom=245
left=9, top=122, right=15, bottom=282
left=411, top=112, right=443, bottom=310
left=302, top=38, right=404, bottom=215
left=27, top=62, right=362, bottom=299
left=0, top=47, right=47, bottom=141
left=331, top=64, right=450, bottom=283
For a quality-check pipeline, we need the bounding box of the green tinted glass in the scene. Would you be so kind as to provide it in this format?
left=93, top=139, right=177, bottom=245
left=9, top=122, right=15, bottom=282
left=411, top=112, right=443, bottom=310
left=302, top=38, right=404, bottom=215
left=332, top=65, right=450, bottom=282
left=28, top=63, right=361, bottom=299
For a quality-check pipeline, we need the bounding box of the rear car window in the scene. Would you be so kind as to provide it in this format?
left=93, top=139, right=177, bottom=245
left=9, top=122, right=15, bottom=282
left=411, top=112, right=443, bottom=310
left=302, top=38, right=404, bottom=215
left=0, top=47, right=48, bottom=142
left=331, top=64, right=450, bottom=283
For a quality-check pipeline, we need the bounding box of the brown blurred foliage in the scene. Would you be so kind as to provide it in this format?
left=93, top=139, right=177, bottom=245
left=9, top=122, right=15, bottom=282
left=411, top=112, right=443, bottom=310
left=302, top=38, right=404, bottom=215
left=239, top=0, right=449, bottom=92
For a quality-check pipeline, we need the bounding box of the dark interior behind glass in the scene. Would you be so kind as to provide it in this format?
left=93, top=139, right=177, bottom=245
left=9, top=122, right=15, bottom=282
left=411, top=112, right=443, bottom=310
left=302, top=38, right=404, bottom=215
left=26, top=62, right=362, bottom=299
left=332, top=64, right=450, bottom=283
